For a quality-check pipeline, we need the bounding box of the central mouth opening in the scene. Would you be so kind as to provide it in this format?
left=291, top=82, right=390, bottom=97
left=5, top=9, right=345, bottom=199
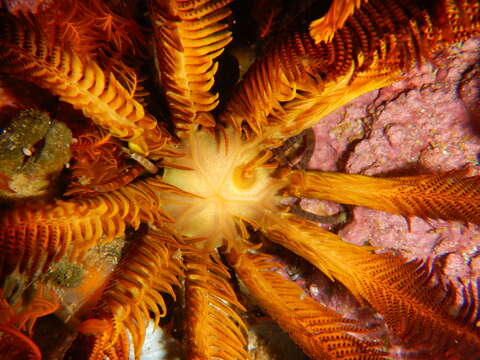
left=160, top=127, right=285, bottom=250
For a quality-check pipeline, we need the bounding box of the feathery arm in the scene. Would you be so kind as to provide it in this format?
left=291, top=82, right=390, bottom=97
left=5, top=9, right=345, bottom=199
left=310, top=0, right=366, bottom=43
left=262, top=212, right=480, bottom=356
left=0, top=176, right=170, bottom=280
left=229, top=250, right=388, bottom=360
left=0, top=16, right=170, bottom=157
left=149, top=0, right=233, bottom=132
left=220, top=0, right=480, bottom=144
left=286, top=168, right=480, bottom=225
left=78, top=228, right=184, bottom=360
left=184, top=250, right=249, bottom=360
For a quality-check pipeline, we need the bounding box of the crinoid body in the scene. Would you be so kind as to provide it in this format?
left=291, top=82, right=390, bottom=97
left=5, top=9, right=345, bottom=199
left=0, top=0, right=480, bottom=359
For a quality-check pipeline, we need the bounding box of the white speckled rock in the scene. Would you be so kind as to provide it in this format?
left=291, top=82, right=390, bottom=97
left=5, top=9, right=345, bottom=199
left=128, top=321, right=183, bottom=360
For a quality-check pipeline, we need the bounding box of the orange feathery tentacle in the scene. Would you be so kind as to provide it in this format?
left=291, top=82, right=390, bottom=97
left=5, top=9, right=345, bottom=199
left=88, top=164, right=145, bottom=193
left=262, top=212, right=376, bottom=284
left=250, top=0, right=282, bottom=39
left=149, top=0, right=233, bottom=132
left=310, top=0, right=366, bottom=43
left=219, top=0, right=480, bottom=144
left=13, top=285, right=60, bottom=335
left=0, top=15, right=170, bottom=157
left=286, top=168, right=480, bottom=225
left=67, top=128, right=146, bottom=196
left=34, top=0, right=147, bottom=62
left=0, top=286, right=59, bottom=360
left=78, top=228, right=184, bottom=360
left=0, top=176, right=171, bottom=280
left=262, top=212, right=480, bottom=356
left=184, top=250, right=248, bottom=360
left=76, top=0, right=146, bottom=57
left=0, top=298, right=40, bottom=360
left=0, top=325, right=41, bottom=360
left=229, top=250, right=388, bottom=360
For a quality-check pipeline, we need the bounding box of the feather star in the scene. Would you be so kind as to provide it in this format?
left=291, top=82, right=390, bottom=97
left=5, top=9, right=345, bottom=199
left=0, top=0, right=480, bottom=359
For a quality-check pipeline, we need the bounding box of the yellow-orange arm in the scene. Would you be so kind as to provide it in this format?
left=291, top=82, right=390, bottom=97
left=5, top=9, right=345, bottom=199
left=310, top=0, right=366, bottom=43
left=0, top=16, right=169, bottom=157
left=219, top=0, right=479, bottom=145
left=149, top=0, right=233, bottom=132
left=0, top=324, right=41, bottom=360
left=262, top=212, right=480, bottom=356
left=184, top=250, right=248, bottom=360
left=229, top=250, right=388, bottom=360
left=0, top=285, right=57, bottom=360
left=0, top=176, right=171, bottom=281
left=79, top=228, right=184, bottom=360
left=286, top=169, right=480, bottom=225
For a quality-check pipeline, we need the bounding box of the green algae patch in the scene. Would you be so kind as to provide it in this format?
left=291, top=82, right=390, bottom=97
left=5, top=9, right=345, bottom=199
left=0, top=109, right=72, bottom=200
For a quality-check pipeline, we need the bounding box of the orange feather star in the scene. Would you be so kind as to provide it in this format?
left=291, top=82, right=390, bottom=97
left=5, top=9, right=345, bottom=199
left=0, top=0, right=479, bottom=359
